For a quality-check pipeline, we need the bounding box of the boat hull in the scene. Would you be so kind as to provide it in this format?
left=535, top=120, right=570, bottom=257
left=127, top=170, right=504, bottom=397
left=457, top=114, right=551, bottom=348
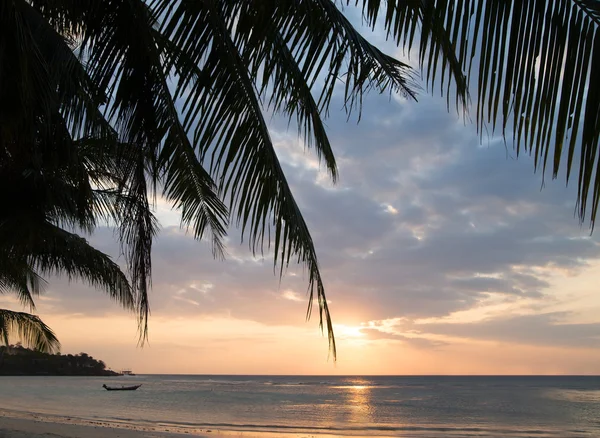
left=102, top=384, right=141, bottom=391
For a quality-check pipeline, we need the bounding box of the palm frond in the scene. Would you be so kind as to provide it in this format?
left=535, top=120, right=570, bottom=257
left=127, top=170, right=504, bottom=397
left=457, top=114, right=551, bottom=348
left=0, top=145, right=97, bottom=236
left=113, top=147, right=158, bottom=340
left=10, top=0, right=598, bottom=361
left=3, top=0, right=110, bottom=148
left=0, top=256, right=46, bottom=311
left=357, top=0, right=469, bottom=110
left=0, top=219, right=135, bottom=312
left=287, top=0, right=417, bottom=115
left=0, top=309, right=60, bottom=353
left=158, top=0, right=392, bottom=356
left=78, top=0, right=228, bottom=265
left=22, top=0, right=111, bottom=139
left=0, top=0, right=55, bottom=145
left=360, top=0, right=600, bottom=227
left=219, top=3, right=339, bottom=180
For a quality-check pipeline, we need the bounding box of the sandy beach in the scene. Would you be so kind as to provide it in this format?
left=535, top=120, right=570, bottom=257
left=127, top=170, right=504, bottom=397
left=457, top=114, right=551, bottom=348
left=0, top=410, right=286, bottom=438
left=0, top=410, right=203, bottom=438
left=0, top=416, right=177, bottom=438
left=0, top=409, right=337, bottom=438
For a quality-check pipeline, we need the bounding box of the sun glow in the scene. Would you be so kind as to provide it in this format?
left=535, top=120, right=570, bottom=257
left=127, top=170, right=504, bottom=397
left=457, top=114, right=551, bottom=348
left=336, top=324, right=366, bottom=339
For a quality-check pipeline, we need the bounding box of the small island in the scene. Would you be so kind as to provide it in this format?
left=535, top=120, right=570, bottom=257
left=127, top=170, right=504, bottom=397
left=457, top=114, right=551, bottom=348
left=0, top=343, right=121, bottom=376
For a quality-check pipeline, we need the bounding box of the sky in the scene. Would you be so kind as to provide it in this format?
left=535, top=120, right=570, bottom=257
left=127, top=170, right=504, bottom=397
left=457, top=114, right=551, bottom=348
left=3, top=11, right=600, bottom=375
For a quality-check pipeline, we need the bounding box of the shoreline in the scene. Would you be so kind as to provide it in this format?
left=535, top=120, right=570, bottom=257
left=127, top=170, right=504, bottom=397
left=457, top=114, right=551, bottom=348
left=0, top=409, right=205, bottom=438
left=0, top=407, right=577, bottom=438
left=0, top=409, right=356, bottom=438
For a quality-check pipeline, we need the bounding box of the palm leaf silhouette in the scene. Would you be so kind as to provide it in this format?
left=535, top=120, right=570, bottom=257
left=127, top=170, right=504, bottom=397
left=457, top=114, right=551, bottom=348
left=360, top=0, right=600, bottom=225
left=2, top=0, right=598, bottom=357
left=0, top=309, right=60, bottom=353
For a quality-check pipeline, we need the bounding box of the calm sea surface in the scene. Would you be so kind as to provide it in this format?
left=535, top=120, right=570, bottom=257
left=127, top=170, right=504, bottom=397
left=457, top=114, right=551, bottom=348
left=1, top=375, right=599, bottom=437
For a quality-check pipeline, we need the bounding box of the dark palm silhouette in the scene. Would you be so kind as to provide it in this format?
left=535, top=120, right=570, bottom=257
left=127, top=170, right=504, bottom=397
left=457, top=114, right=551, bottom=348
left=1, top=0, right=598, bottom=356
left=0, top=127, right=140, bottom=352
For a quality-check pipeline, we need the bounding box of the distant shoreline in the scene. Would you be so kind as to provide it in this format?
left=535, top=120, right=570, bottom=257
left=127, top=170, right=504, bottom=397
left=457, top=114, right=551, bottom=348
left=0, top=345, right=122, bottom=377
left=2, top=373, right=600, bottom=377
left=0, top=371, right=121, bottom=376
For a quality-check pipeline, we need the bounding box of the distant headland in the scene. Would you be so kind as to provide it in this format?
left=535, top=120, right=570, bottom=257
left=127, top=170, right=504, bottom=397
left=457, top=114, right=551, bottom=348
left=0, top=343, right=121, bottom=376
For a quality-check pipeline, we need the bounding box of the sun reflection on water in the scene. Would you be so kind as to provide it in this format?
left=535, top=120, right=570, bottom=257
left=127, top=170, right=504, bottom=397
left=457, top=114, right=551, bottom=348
left=345, top=379, right=374, bottom=424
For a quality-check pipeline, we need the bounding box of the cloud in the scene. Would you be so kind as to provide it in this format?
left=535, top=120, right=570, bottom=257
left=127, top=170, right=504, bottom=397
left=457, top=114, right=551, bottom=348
left=418, top=312, right=600, bottom=349
left=359, top=328, right=448, bottom=349
left=24, top=80, right=600, bottom=362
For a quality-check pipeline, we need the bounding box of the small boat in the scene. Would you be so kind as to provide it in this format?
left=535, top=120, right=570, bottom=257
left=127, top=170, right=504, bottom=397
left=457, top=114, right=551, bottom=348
left=102, top=384, right=142, bottom=391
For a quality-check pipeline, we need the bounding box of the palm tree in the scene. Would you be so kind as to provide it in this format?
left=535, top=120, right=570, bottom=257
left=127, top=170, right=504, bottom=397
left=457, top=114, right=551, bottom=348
left=0, top=126, right=143, bottom=353
left=1, top=0, right=598, bottom=358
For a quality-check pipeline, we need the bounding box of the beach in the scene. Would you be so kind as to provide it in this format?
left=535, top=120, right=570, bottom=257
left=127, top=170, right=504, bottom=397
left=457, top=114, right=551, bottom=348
left=0, top=415, right=172, bottom=437
left=0, top=410, right=202, bottom=438
left=0, top=409, right=292, bottom=438
left=0, top=407, right=358, bottom=438
left=0, top=409, right=344, bottom=438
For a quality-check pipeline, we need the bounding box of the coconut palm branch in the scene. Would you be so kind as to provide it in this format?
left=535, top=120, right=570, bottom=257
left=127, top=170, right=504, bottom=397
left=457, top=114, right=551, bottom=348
left=1, top=220, right=135, bottom=311
left=0, top=164, right=141, bottom=345
left=356, top=0, right=600, bottom=226
left=28, top=0, right=229, bottom=322
left=20, top=0, right=420, bottom=356
left=4, top=0, right=161, bottom=338
left=0, top=152, right=142, bottom=323
left=0, top=258, right=46, bottom=311
left=12, top=0, right=598, bottom=358
left=0, top=136, right=143, bottom=345
left=0, top=309, right=60, bottom=353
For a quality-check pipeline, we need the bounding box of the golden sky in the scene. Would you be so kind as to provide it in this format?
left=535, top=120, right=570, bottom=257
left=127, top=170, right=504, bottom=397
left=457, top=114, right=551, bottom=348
left=4, top=89, right=600, bottom=375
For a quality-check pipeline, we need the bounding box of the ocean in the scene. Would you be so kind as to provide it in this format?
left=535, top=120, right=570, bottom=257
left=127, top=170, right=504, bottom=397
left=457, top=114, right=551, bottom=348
left=0, top=375, right=599, bottom=437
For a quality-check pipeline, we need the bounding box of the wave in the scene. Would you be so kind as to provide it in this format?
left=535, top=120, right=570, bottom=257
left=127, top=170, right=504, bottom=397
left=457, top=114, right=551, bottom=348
left=266, top=381, right=393, bottom=388
left=157, top=378, right=260, bottom=386
left=0, top=406, right=586, bottom=438
left=61, top=415, right=582, bottom=437
left=268, top=380, right=337, bottom=386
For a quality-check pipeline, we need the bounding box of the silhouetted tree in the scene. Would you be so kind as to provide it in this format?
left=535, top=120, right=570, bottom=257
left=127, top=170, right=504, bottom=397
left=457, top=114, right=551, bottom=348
left=1, top=1, right=598, bottom=357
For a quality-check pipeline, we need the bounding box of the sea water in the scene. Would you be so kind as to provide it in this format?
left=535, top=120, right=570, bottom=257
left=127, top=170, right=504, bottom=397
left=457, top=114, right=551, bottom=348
left=0, top=375, right=599, bottom=437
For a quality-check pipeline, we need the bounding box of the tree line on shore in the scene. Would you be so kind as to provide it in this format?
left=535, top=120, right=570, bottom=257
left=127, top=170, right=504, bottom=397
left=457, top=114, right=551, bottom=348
left=0, top=343, right=119, bottom=376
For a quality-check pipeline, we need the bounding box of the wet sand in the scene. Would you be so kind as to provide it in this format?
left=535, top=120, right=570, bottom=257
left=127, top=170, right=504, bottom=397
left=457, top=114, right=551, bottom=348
left=0, top=410, right=248, bottom=438
left=0, top=409, right=328, bottom=438
left=0, top=416, right=187, bottom=437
